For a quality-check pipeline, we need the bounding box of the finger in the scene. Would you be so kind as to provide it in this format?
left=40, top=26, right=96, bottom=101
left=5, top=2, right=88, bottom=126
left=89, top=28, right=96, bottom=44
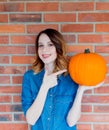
left=53, top=69, right=67, bottom=76
left=79, top=80, right=104, bottom=90
left=44, top=68, right=49, bottom=77
left=94, top=81, right=104, bottom=88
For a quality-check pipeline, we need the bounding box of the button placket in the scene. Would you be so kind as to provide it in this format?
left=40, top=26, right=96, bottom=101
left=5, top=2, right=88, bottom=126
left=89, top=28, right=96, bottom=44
left=46, top=92, right=53, bottom=130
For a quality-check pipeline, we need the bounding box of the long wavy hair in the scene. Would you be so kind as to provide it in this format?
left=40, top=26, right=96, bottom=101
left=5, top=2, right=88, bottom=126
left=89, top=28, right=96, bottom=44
left=32, top=28, right=68, bottom=74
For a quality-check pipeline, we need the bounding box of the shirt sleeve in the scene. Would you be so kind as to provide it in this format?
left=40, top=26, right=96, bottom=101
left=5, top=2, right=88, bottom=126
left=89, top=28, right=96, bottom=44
left=21, top=71, right=34, bottom=116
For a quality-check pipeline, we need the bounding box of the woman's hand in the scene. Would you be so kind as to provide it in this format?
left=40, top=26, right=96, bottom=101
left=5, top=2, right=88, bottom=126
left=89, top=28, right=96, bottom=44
left=42, top=69, right=67, bottom=89
left=79, top=81, right=104, bottom=91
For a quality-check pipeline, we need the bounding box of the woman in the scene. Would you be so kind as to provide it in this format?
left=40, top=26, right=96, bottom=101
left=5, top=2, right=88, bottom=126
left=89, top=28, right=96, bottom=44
left=21, top=28, right=103, bottom=130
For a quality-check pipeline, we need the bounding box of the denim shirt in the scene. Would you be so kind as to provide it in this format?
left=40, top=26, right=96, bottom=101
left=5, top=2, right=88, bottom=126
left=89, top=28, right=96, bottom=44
left=21, top=69, right=79, bottom=130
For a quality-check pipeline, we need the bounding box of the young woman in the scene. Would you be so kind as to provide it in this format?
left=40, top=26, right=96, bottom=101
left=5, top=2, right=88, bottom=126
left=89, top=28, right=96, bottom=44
left=21, top=28, right=103, bottom=130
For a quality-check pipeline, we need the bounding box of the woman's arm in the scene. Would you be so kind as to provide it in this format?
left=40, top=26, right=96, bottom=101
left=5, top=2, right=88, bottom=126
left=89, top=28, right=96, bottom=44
left=67, top=81, right=104, bottom=127
left=66, top=87, right=84, bottom=127
left=26, top=83, right=49, bottom=125
left=26, top=69, right=67, bottom=125
left=26, top=70, right=57, bottom=125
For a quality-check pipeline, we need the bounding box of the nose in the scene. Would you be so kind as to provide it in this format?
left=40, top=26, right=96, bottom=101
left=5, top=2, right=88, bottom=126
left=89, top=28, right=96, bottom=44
left=43, top=46, right=49, bottom=52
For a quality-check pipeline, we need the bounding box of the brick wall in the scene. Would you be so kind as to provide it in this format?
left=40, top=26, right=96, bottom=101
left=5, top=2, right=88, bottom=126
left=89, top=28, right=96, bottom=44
left=0, top=0, right=109, bottom=130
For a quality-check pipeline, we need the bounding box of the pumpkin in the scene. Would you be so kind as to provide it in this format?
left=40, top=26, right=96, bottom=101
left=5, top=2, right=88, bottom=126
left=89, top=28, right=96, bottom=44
left=69, top=48, right=107, bottom=86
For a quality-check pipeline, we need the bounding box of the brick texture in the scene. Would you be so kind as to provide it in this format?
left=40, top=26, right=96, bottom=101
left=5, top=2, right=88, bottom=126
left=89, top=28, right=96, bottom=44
left=0, top=1, right=109, bottom=130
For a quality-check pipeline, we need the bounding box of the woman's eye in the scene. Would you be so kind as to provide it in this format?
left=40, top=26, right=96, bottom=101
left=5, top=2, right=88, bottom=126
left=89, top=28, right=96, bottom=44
left=48, top=43, right=54, bottom=47
left=38, top=44, right=43, bottom=47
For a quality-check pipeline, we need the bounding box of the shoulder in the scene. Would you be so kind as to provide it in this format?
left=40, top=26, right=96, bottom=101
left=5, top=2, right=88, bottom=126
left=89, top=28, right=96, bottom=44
left=23, top=69, right=34, bottom=77
left=23, top=69, right=44, bottom=79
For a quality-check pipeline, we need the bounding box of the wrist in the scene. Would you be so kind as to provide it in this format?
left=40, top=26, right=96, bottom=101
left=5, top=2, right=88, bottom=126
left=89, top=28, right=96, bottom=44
left=78, top=86, right=85, bottom=93
left=41, top=83, right=49, bottom=92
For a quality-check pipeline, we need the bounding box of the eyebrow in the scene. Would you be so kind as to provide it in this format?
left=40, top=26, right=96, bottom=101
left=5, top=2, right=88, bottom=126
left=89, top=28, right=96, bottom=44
left=38, top=41, right=53, bottom=44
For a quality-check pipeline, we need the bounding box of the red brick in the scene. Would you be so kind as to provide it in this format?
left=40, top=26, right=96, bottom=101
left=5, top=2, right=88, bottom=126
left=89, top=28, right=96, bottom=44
left=82, top=95, right=109, bottom=103
left=94, top=105, right=109, bottom=113
left=0, top=86, right=21, bottom=93
left=94, top=86, right=109, bottom=94
left=0, top=105, right=11, bottom=112
left=79, top=34, right=109, bottom=43
left=0, top=76, right=10, bottom=84
left=27, top=24, right=58, bottom=33
left=61, top=24, right=93, bottom=32
left=0, top=25, right=25, bottom=33
left=0, top=114, right=12, bottom=121
left=12, top=76, right=22, bottom=84
left=63, top=34, right=76, bottom=43
left=13, top=95, right=21, bottom=103
left=44, top=13, right=76, bottom=22
left=84, top=89, right=92, bottom=94
left=0, top=14, right=8, bottom=22
left=80, top=114, right=109, bottom=122
left=95, top=46, right=109, bottom=53
left=0, top=66, right=26, bottom=74
left=0, top=124, right=28, bottom=130
left=81, top=105, right=92, bottom=112
left=77, top=124, right=91, bottom=130
left=96, top=24, right=109, bottom=32
left=101, top=35, right=109, bottom=43
left=0, top=46, right=26, bottom=54
left=0, top=95, right=11, bottom=103
left=79, top=13, right=109, bottom=22
left=0, top=36, right=9, bottom=44
left=12, top=56, right=35, bottom=64
left=94, top=124, right=109, bottom=130
left=0, top=3, right=24, bottom=12
left=96, top=2, right=109, bottom=10
left=11, top=104, right=22, bottom=112
left=27, top=2, right=58, bottom=12
left=10, top=14, right=41, bottom=22
left=11, top=35, right=36, bottom=44
left=28, top=46, right=35, bottom=54
left=0, top=56, right=9, bottom=64
left=61, top=2, right=94, bottom=11
left=14, top=114, right=26, bottom=121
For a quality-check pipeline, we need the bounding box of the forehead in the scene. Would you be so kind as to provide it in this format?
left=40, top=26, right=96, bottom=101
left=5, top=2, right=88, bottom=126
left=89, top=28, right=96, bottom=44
left=38, top=33, right=51, bottom=43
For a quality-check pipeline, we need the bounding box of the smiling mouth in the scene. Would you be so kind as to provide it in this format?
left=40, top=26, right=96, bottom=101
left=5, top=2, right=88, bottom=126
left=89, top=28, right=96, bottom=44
left=42, top=54, right=51, bottom=58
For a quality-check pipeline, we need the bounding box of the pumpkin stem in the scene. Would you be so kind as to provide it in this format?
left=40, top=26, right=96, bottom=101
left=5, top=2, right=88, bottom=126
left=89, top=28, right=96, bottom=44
left=84, top=48, right=90, bottom=53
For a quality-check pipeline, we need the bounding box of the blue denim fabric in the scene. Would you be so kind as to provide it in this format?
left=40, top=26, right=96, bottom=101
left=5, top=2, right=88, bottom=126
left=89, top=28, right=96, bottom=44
left=21, top=69, right=79, bottom=130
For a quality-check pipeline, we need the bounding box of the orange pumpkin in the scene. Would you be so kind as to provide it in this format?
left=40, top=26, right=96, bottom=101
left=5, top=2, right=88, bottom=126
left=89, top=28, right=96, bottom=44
left=69, top=48, right=107, bottom=86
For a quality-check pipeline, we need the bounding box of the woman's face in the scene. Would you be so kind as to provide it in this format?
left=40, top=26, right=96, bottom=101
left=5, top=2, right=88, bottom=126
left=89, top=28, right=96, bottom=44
left=38, top=33, right=57, bottom=65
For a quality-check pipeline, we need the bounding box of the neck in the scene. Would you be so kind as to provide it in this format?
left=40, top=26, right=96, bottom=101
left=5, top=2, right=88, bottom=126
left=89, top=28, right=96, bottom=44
left=45, top=63, right=55, bottom=74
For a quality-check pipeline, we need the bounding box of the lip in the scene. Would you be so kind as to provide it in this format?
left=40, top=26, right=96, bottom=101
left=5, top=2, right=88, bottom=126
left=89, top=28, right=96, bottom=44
left=42, top=54, right=51, bottom=58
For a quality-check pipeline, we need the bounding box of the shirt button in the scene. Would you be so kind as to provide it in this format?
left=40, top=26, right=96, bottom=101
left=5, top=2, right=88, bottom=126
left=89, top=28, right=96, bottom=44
left=50, top=94, right=53, bottom=97
left=47, top=118, right=50, bottom=121
left=49, top=106, right=52, bottom=108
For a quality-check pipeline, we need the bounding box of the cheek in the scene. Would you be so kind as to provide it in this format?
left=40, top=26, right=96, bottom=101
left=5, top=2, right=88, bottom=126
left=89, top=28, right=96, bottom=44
left=38, top=49, right=42, bottom=58
left=52, top=49, right=57, bottom=57
left=53, top=52, right=57, bottom=60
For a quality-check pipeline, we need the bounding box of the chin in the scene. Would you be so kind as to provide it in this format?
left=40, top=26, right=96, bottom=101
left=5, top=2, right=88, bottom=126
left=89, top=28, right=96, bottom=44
left=43, top=60, right=55, bottom=65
